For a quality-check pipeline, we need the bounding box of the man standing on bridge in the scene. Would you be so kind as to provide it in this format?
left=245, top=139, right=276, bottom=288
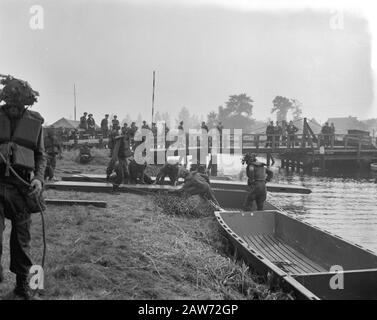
left=286, top=120, right=299, bottom=149
left=242, top=153, right=273, bottom=211
left=265, top=121, right=274, bottom=148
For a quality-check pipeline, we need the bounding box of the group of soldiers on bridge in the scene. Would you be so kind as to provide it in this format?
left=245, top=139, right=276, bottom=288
left=264, top=120, right=336, bottom=149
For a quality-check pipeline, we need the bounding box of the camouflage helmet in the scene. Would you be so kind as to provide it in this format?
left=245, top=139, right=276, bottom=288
left=0, top=75, right=39, bottom=106
left=241, top=152, right=257, bottom=165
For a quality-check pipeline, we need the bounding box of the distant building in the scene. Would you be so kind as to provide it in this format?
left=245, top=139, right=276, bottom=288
left=49, top=117, right=100, bottom=130
left=49, top=117, right=80, bottom=129
left=326, top=116, right=369, bottom=134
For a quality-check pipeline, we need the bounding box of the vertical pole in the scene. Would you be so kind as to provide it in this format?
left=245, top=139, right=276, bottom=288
left=73, top=84, right=77, bottom=121
left=357, top=140, right=362, bottom=169
left=151, top=70, right=156, bottom=124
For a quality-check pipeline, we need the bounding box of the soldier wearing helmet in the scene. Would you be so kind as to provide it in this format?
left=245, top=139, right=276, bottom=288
left=0, top=75, right=46, bottom=299
left=242, top=153, right=273, bottom=211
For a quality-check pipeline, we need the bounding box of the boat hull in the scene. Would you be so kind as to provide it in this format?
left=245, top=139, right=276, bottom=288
left=215, top=209, right=377, bottom=300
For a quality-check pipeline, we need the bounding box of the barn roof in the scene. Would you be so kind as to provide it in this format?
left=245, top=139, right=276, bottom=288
left=50, top=118, right=80, bottom=129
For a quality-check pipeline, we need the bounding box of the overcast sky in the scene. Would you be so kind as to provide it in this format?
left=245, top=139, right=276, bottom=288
left=0, top=0, right=376, bottom=125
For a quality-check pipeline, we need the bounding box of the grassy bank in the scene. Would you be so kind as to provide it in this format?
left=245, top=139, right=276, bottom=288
left=0, top=150, right=290, bottom=300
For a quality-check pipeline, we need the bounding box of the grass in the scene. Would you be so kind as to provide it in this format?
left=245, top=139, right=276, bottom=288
left=0, top=149, right=290, bottom=300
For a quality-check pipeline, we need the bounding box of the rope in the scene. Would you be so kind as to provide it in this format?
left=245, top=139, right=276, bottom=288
left=0, top=151, right=47, bottom=296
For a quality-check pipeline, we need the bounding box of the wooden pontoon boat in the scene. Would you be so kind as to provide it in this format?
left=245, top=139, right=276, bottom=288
left=214, top=206, right=377, bottom=300
left=49, top=175, right=377, bottom=299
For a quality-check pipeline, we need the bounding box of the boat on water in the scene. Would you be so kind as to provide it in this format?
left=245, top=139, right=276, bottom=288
left=370, top=163, right=377, bottom=171
left=50, top=175, right=377, bottom=299
left=214, top=190, right=377, bottom=300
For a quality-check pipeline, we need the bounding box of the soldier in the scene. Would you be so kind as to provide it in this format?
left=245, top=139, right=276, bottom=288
left=129, top=122, right=138, bottom=149
left=44, top=128, right=62, bottom=180
left=108, top=134, right=133, bottom=187
left=265, top=121, right=274, bottom=148
left=179, top=171, right=219, bottom=206
left=87, top=114, right=96, bottom=138
left=201, top=121, right=209, bottom=132
left=286, top=120, right=299, bottom=149
left=106, top=128, right=119, bottom=180
left=0, top=75, right=46, bottom=299
left=121, top=123, right=129, bottom=136
left=112, top=115, right=120, bottom=131
left=242, top=153, right=273, bottom=211
left=178, top=121, right=184, bottom=131
left=79, top=112, right=88, bottom=131
left=141, top=120, right=150, bottom=130
left=155, top=162, right=188, bottom=186
left=100, top=114, right=109, bottom=138
left=274, top=121, right=283, bottom=148
left=79, top=142, right=93, bottom=164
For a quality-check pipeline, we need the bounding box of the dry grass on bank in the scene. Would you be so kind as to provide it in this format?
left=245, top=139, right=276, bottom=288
left=0, top=149, right=290, bottom=300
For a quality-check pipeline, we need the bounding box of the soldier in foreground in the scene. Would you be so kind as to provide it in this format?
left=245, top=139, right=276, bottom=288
left=0, top=75, right=46, bottom=299
left=242, top=153, right=273, bottom=211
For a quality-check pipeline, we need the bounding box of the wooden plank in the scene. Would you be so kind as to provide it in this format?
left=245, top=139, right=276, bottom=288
left=60, top=174, right=312, bottom=194
left=45, top=181, right=179, bottom=194
left=45, top=199, right=107, bottom=208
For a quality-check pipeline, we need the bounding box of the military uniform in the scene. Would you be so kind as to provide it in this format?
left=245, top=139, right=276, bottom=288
left=79, top=114, right=88, bottom=131
left=44, top=131, right=62, bottom=180
left=243, top=160, right=273, bottom=211
left=87, top=115, right=96, bottom=138
left=79, top=144, right=92, bottom=164
left=107, top=134, right=132, bottom=186
left=286, top=122, right=299, bottom=148
left=0, top=75, right=46, bottom=300
left=265, top=123, right=274, bottom=148
left=112, top=118, right=120, bottom=131
left=101, top=116, right=109, bottom=138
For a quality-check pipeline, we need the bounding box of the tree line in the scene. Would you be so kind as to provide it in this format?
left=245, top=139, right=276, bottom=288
left=117, top=94, right=304, bottom=133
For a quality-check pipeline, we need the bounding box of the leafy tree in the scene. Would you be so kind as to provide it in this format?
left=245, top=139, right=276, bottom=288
left=213, top=94, right=254, bottom=132
left=221, top=93, right=253, bottom=118
left=207, top=111, right=219, bottom=128
left=176, top=107, right=200, bottom=131
left=291, top=99, right=303, bottom=121
left=271, top=96, right=293, bottom=122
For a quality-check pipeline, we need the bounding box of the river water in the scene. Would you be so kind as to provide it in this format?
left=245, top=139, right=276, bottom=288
left=217, top=155, right=377, bottom=254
